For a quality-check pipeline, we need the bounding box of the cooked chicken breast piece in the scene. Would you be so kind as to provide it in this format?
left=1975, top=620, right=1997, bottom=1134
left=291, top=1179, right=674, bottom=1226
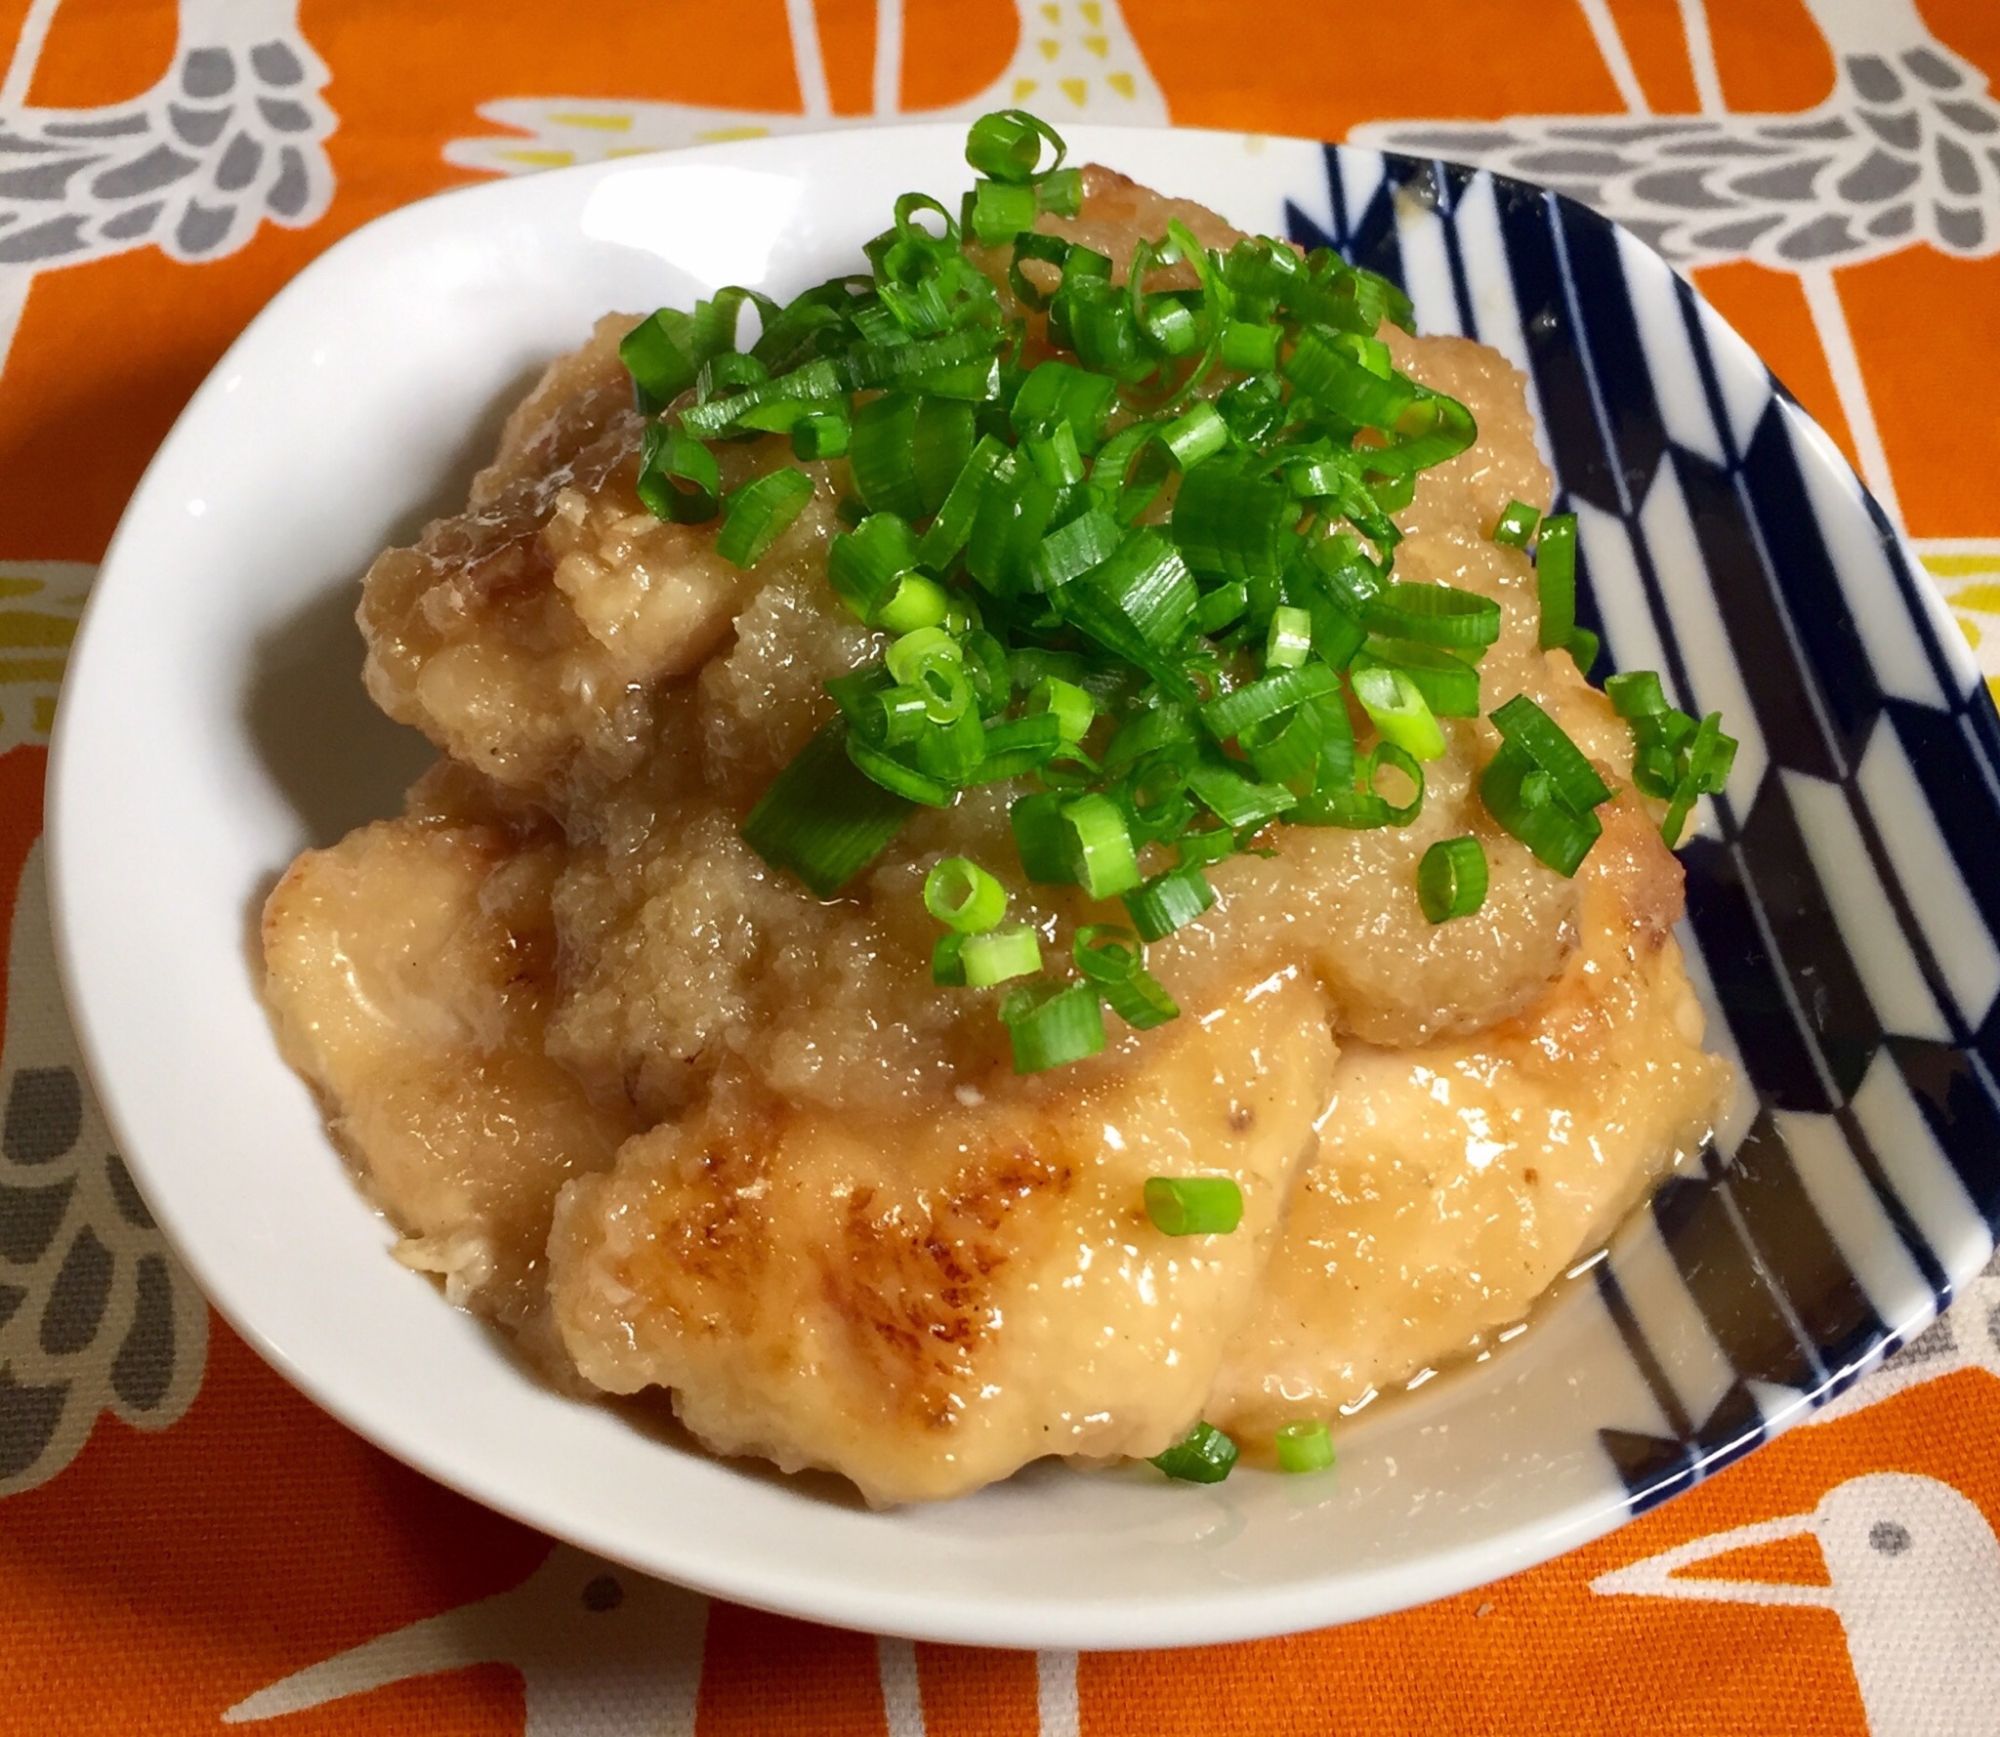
left=548, top=969, right=1336, bottom=1506
left=357, top=313, right=852, bottom=804
left=261, top=768, right=634, bottom=1336
left=1208, top=745, right=1728, bottom=1440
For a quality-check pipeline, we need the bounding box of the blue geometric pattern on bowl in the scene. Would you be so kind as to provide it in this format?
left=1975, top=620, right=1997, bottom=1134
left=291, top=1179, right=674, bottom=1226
left=1295, top=146, right=2000, bottom=1515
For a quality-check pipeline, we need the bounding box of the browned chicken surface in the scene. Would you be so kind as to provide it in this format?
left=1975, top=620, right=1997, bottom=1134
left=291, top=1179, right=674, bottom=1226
left=262, top=166, right=1728, bottom=1504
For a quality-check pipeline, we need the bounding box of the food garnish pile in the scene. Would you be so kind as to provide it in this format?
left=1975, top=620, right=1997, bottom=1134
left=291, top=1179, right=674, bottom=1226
left=262, top=114, right=1735, bottom=1504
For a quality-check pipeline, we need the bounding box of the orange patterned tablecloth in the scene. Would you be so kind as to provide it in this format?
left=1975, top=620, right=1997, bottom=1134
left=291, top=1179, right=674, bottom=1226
left=3, top=2, right=1998, bottom=1731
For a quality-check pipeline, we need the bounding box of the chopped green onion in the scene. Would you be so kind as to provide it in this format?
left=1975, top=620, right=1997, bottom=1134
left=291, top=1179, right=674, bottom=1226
left=1200, top=661, right=1341, bottom=742
left=1023, top=420, right=1085, bottom=488
left=635, top=423, right=721, bottom=524
left=1240, top=702, right=1326, bottom=784
left=828, top=512, right=918, bottom=621
left=1607, top=670, right=1670, bottom=719
left=740, top=724, right=912, bottom=896
left=1661, top=709, right=1734, bottom=847
left=1161, top=401, right=1230, bottom=471
left=1491, top=499, right=1541, bottom=548
left=1265, top=605, right=1314, bottom=669
left=1088, top=528, right=1200, bottom=651
left=1186, top=757, right=1297, bottom=830
left=1297, top=741, right=1425, bottom=829
left=1535, top=513, right=1578, bottom=652
left=1172, top=460, right=1291, bottom=581
left=1030, top=675, right=1096, bottom=744
left=1480, top=742, right=1601, bottom=876
left=791, top=407, right=851, bottom=459
left=1351, top=662, right=1447, bottom=761
left=1073, top=925, right=1179, bottom=1029
left=964, top=108, right=1063, bottom=183
left=1565, top=626, right=1601, bottom=675
left=912, top=397, right=978, bottom=513
left=850, top=393, right=926, bottom=518
left=720, top=110, right=1694, bottom=1059
left=1143, top=1175, right=1244, bottom=1236
left=1149, top=1421, right=1238, bottom=1484
left=932, top=931, right=967, bottom=985
left=826, top=668, right=927, bottom=747
left=915, top=433, right=1008, bottom=570
left=978, top=711, right=1064, bottom=778
left=1000, top=979, right=1106, bottom=1073
left=969, top=177, right=1039, bottom=245
left=1011, top=791, right=1079, bottom=884
left=1061, top=792, right=1142, bottom=898
left=1195, top=581, right=1249, bottom=635
left=886, top=624, right=962, bottom=688
left=1488, top=694, right=1611, bottom=813
left=1362, top=583, right=1502, bottom=653
left=620, top=309, right=697, bottom=411
left=1036, top=166, right=1084, bottom=216
left=1417, top=835, right=1489, bottom=923
left=715, top=468, right=815, bottom=568
left=1012, top=361, right=1118, bottom=453
left=1356, top=640, right=1481, bottom=717
left=1123, top=862, right=1215, bottom=941
left=924, top=856, right=1007, bottom=933
left=960, top=924, right=1042, bottom=987
left=1030, top=505, right=1124, bottom=594
left=1284, top=325, right=1418, bottom=426
left=848, top=735, right=958, bottom=806
left=1275, top=1419, right=1335, bottom=1475
left=876, top=572, right=951, bottom=634
left=1220, top=319, right=1280, bottom=374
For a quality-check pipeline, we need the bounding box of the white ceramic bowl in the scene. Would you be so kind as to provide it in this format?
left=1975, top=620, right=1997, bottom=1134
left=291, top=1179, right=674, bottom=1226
left=48, top=123, right=2000, bottom=1648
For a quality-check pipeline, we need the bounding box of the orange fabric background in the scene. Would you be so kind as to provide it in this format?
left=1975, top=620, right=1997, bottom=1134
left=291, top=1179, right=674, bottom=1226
left=2, top=1, right=1997, bottom=1731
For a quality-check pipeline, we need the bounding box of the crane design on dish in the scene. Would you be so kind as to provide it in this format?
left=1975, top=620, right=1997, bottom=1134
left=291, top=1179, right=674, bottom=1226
left=0, top=0, right=336, bottom=380
left=1592, top=1471, right=2000, bottom=1737
left=439, top=0, right=1166, bottom=179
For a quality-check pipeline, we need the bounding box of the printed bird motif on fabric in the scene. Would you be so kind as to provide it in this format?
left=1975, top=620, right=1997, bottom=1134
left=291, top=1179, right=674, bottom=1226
left=0, top=0, right=336, bottom=374
left=0, top=831, right=207, bottom=1497
left=1594, top=1472, right=2000, bottom=1737
left=1353, top=0, right=2000, bottom=273
left=442, top=0, right=1165, bottom=178
left=225, top=1544, right=708, bottom=1737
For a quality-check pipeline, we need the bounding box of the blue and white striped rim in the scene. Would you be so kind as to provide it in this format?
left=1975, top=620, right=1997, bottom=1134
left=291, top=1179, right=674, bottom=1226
left=1299, top=147, right=2000, bottom=1514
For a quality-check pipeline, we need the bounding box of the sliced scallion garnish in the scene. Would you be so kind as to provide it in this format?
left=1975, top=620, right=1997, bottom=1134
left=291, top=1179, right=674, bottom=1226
left=1274, top=1419, right=1336, bottom=1474
left=1000, top=979, right=1106, bottom=1072
left=1143, top=1175, right=1244, bottom=1236
left=924, top=857, right=1007, bottom=933
left=1491, top=499, right=1540, bottom=548
left=1417, top=836, right=1489, bottom=923
left=1149, top=1421, right=1239, bottom=1484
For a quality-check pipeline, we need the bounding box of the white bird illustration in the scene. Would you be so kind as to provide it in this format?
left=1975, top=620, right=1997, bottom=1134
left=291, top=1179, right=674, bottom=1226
left=1352, top=0, right=2000, bottom=532
left=0, top=0, right=336, bottom=378
left=442, top=0, right=1165, bottom=179
left=1593, top=1472, right=2000, bottom=1737
left=223, top=1543, right=709, bottom=1735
